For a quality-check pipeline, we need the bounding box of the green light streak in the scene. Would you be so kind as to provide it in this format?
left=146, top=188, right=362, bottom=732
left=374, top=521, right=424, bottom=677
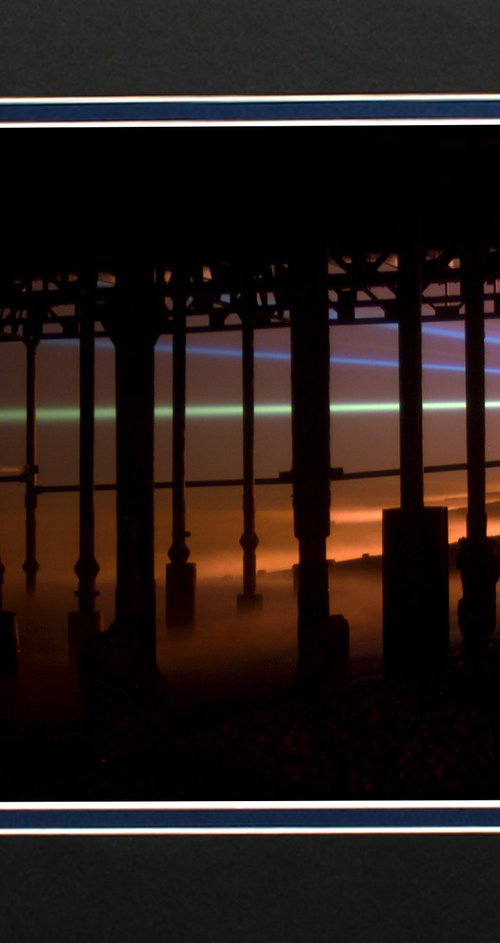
left=332, top=403, right=399, bottom=414
left=2, top=401, right=500, bottom=423
left=423, top=401, right=466, bottom=411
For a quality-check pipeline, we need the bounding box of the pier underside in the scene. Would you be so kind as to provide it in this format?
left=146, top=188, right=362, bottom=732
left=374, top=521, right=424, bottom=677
left=1, top=128, right=500, bottom=679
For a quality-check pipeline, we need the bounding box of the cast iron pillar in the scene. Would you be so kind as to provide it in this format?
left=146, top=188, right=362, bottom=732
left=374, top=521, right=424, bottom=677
left=290, top=242, right=347, bottom=668
left=0, top=557, right=19, bottom=677
left=383, top=241, right=449, bottom=676
left=68, top=277, right=103, bottom=658
left=103, top=267, right=162, bottom=665
left=22, top=337, right=39, bottom=593
left=457, top=242, right=499, bottom=654
left=398, top=242, right=424, bottom=514
left=237, top=293, right=262, bottom=610
left=166, top=275, right=196, bottom=626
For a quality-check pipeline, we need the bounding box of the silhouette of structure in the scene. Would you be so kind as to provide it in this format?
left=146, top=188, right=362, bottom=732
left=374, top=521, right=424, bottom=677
left=68, top=275, right=103, bottom=658
left=166, top=268, right=197, bottom=626
left=1, top=130, right=499, bottom=681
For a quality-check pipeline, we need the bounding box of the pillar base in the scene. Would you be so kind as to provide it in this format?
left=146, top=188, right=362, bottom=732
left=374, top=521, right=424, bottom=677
left=237, top=593, right=263, bottom=611
left=383, top=506, right=449, bottom=677
left=296, top=614, right=350, bottom=685
left=0, top=612, right=20, bottom=678
left=457, top=536, right=499, bottom=657
left=68, top=610, right=103, bottom=666
left=166, top=562, right=196, bottom=626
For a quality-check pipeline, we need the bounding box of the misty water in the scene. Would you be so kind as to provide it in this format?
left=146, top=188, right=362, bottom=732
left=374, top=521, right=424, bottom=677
left=0, top=476, right=487, bottom=725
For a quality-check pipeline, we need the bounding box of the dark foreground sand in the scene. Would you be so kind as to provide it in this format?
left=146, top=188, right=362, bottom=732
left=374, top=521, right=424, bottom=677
left=0, top=565, right=496, bottom=800
left=1, top=635, right=500, bottom=801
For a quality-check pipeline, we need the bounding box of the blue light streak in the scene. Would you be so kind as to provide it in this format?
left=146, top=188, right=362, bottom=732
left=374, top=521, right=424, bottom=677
left=41, top=328, right=500, bottom=374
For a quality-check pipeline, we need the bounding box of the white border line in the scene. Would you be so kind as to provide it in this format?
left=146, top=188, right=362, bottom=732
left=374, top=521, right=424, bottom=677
left=2, top=828, right=500, bottom=836
left=1, top=93, right=500, bottom=103
left=2, top=801, right=500, bottom=810
left=3, top=119, right=500, bottom=129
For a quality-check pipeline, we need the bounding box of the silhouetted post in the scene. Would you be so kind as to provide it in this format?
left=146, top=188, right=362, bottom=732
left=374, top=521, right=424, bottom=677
left=290, top=241, right=348, bottom=672
left=166, top=277, right=196, bottom=626
left=383, top=241, right=449, bottom=676
left=290, top=243, right=330, bottom=644
left=0, top=557, right=19, bottom=677
left=464, top=245, right=487, bottom=544
left=398, top=242, right=424, bottom=514
left=68, top=280, right=103, bottom=660
left=457, top=242, right=499, bottom=653
left=23, top=337, right=39, bottom=593
left=103, top=268, right=162, bottom=664
left=237, top=294, right=262, bottom=610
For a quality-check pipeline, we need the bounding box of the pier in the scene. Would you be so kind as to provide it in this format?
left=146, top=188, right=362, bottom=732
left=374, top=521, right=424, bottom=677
left=1, top=130, right=499, bottom=685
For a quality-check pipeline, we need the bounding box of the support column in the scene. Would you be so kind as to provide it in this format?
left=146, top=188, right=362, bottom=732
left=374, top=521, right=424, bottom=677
left=290, top=242, right=348, bottom=670
left=398, top=242, right=424, bottom=514
left=103, top=268, right=161, bottom=665
left=457, top=243, right=499, bottom=654
left=0, top=557, right=19, bottom=677
left=166, top=282, right=196, bottom=626
left=23, top=337, right=39, bottom=593
left=68, top=280, right=103, bottom=659
left=237, top=295, right=262, bottom=610
left=383, top=242, right=449, bottom=676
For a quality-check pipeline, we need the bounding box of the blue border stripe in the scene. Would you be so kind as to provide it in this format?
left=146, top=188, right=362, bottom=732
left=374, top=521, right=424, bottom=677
left=2, top=808, right=500, bottom=830
left=2, top=99, right=500, bottom=123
